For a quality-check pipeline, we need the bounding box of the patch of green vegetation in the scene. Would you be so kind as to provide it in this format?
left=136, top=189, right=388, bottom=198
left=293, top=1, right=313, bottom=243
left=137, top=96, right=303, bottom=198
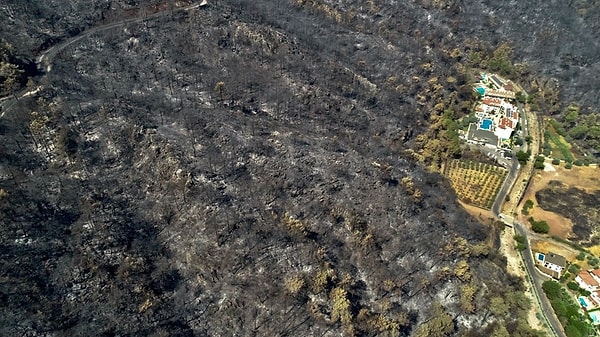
left=545, top=119, right=575, bottom=162
left=549, top=119, right=567, bottom=137
left=585, top=255, right=600, bottom=267
left=528, top=217, right=549, bottom=234
left=514, top=234, right=527, bottom=251
left=534, top=155, right=545, bottom=170
left=568, top=264, right=580, bottom=275
left=560, top=104, right=600, bottom=157
left=516, top=150, right=531, bottom=164
left=542, top=280, right=595, bottom=337
left=560, top=272, right=571, bottom=284
left=542, top=133, right=552, bottom=157
left=551, top=235, right=588, bottom=253
left=514, top=137, right=524, bottom=146
left=458, top=113, right=478, bottom=131
left=521, top=199, right=534, bottom=215
left=515, top=91, right=527, bottom=104
left=567, top=281, right=591, bottom=297
left=487, top=44, right=516, bottom=76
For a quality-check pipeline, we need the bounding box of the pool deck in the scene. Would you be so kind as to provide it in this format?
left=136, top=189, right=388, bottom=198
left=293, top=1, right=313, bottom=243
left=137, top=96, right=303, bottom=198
left=467, top=73, right=519, bottom=147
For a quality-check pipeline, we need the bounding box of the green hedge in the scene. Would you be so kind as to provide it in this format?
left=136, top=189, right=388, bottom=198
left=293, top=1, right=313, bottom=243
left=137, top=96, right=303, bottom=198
left=542, top=280, right=594, bottom=337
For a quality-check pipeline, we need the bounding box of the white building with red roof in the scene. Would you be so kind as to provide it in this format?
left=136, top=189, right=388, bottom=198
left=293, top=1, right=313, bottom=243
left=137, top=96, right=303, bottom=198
left=576, top=270, right=600, bottom=292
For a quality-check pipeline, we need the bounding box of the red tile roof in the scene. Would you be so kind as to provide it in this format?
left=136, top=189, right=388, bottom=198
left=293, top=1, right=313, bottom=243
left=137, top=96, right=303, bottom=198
left=579, top=271, right=599, bottom=287
left=482, top=97, right=502, bottom=106
left=499, top=117, right=514, bottom=129
left=591, top=269, right=600, bottom=279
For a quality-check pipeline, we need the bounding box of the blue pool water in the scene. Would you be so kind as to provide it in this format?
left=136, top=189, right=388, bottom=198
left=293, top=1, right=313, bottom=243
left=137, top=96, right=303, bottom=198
left=590, top=311, right=600, bottom=324
left=537, top=253, right=545, bottom=261
left=580, top=297, right=588, bottom=308
left=476, top=87, right=486, bottom=96
left=480, top=119, right=493, bottom=130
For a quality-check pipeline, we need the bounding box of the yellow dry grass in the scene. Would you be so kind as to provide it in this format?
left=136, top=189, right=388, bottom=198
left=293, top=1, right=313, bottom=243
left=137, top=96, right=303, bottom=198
left=588, top=245, right=600, bottom=257
left=530, top=239, right=578, bottom=261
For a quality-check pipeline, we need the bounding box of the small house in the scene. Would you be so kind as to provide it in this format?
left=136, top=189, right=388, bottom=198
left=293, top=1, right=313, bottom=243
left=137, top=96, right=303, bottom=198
left=536, top=252, right=567, bottom=279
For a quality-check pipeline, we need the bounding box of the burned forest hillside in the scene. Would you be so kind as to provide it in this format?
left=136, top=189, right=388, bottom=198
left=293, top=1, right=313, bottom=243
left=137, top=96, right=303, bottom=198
left=2, top=0, right=596, bottom=336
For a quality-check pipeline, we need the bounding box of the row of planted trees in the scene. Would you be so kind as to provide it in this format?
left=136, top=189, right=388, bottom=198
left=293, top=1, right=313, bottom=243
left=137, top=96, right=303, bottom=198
left=447, top=159, right=507, bottom=209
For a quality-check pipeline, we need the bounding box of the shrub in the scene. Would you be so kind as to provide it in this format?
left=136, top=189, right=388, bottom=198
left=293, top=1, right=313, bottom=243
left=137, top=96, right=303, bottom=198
left=531, top=219, right=550, bottom=234
left=516, top=150, right=530, bottom=164
left=567, top=281, right=579, bottom=291
left=521, top=199, right=534, bottom=215
left=573, top=159, right=583, bottom=166
left=543, top=147, right=551, bottom=157
left=576, top=252, right=586, bottom=261
left=568, top=264, right=580, bottom=274
left=542, top=280, right=562, bottom=298
left=560, top=272, right=572, bottom=283
left=514, top=235, right=526, bottom=244
left=514, top=138, right=524, bottom=146
left=534, top=156, right=545, bottom=169
left=565, top=162, right=573, bottom=169
left=552, top=158, right=560, bottom=165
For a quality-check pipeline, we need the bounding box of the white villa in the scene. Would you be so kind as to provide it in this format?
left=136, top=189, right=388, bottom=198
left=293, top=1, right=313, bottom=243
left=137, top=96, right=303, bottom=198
left=469, top=73, right=519, bottom=147
left=576, top=269, right=600, bottom=309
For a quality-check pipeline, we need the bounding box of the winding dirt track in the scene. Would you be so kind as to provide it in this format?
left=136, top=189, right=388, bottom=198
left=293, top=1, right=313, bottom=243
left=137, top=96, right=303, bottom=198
left=1, top=1, right=207, bottom=117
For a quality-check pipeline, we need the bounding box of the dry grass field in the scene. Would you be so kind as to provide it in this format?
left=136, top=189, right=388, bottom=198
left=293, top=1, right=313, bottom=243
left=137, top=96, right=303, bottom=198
left=519, top=163, right=600, bottom=239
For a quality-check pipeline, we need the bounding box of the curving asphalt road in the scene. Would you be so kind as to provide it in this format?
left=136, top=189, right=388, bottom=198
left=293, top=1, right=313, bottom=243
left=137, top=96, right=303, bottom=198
left=491, top=97, right=566, bottom=337
left=491, top=153, right=519, bottom=217
left=492, top=97, right=528, bottom=217
left=515, top=223, right=565, bottom=337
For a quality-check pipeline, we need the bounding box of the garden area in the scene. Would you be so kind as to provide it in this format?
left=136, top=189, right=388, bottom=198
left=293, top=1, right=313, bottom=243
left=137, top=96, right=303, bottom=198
left=543, top=118, right=577, bottom=163
left=445, top=159, right=507, bottom=209
left=542, top=280, right=596, bottom=337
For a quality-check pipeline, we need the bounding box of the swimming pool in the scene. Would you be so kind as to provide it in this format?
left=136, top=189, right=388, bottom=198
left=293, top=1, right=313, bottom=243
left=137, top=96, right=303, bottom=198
left=580, top=297, right=589, bottom=308
left=476, top=87, right=486, bottom=96
left=480, top=119, right=493, bottom=130
left=589, top=311, right=600, bottom=324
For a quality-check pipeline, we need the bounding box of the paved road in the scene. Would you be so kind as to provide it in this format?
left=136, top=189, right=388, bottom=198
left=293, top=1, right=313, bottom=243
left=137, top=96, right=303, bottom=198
left=491, top=95, right=531, bottom=216
left=491, top=96, right=566, bottom=337
left=492, top=153, right=519, bottom=217
left=515, top=223, right=565, bottom=337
